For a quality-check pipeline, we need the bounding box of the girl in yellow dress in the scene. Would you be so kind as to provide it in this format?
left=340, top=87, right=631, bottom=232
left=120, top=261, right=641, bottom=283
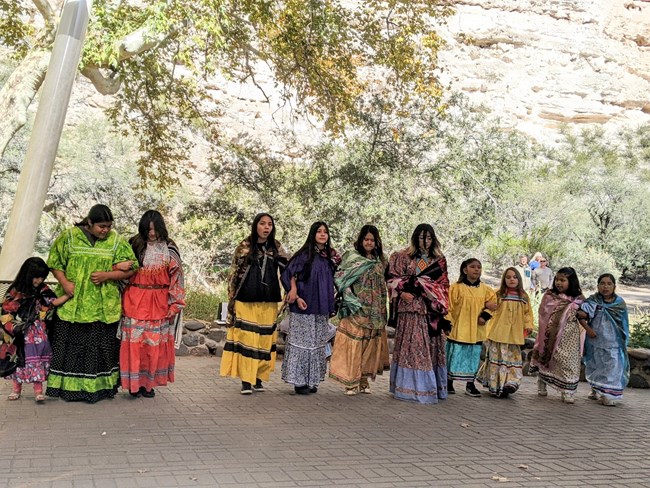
left=477, top=267, right=534, bottom=398
left=446, top=258, right=497, bottom=397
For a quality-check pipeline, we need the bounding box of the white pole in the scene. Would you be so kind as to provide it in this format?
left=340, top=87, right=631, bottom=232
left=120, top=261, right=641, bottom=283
left=0, top=0, right=93, bottom=280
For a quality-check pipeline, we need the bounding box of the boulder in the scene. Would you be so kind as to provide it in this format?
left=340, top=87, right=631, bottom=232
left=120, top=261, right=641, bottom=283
left=184, top=320, right=206, bottom=332
left=204, top=338, right=220, bottom=354
left=175, top=343, right=190, bottom=357
left=189, top=344, right=210, bottom=357
left=206, top=329, right=227, bottom=343
left=182, top=332, right=201, bottom=347
left=627, top=348, right=650, bottom=360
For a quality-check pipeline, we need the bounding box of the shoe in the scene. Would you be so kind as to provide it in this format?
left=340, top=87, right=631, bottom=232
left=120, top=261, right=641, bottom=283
left=309, top=386, right=318, bottom=394
left=600, top=396, right=616, bottom=407
left=360, top=385, right=372, bottom=394
left=252, top=380, right=265, bottom=392
left=537, top=378, right=548, bottom=397
left=502, top=384, right=517, bottom=396
left=141, top=388, right=155, bottom=398
left=588, top=389, right=599, bottom=400
left=35, top=394, right=46, bottom=403
left=497, top=391, right=509, bottom=399
left=345, top=387, right=358, bottom=396
left=7, top=392, right=21, bottom=401
left=129, top=389, right=141, bottom=398
left=447, top=380, right=455, bottom=395
left=561, top=392, right=575, bottom=404
left=294, top=385, right=310, bottom=395
left=241, top=382, right=253, bottom=395
left=465, top=382, right=481, bottom=398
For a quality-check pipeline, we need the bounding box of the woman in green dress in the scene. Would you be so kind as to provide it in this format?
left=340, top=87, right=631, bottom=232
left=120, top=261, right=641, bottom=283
left=46, top=204, right=137, bottom=403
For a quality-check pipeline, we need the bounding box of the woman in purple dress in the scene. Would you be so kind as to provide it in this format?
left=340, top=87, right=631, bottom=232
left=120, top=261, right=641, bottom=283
left=281, top=221, right=340, bottom=394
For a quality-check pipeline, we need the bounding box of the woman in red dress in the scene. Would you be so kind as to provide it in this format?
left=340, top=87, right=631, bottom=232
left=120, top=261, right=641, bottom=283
left=119, top=210, right=185, bottom=398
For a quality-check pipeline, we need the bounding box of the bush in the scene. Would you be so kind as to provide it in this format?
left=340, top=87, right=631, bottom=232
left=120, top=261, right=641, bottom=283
left=184, top=283, right=228, bottom=322
left=629, top=311, right=650, bottom=349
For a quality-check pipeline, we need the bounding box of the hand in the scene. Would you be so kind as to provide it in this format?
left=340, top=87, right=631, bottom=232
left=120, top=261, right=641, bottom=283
left=296, top=298, right=308, bottom=311
left=586, top=329, right=597, bottom=339
left=525, top=328, right=534, bottom=335
left=113, top=261, right=133, bottom=272
left=90, top=271, right=109, bottom=285
left=484, top=301, right=497, bottom=311
left=401, top=292, right=414, bottom=303
left=477, top=317, right=486, bottom=326
left=61, top=280, right=75, bottom=297
left=287, top=288, right=298, bottom=304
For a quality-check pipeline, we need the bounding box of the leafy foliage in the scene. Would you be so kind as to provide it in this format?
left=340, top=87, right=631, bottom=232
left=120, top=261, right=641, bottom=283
left=629, top=311, right=650, bottom=349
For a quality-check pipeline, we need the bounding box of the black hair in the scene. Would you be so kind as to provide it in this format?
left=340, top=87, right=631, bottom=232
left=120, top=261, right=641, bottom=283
left=9, top=257, right=50, bottom=294
left=290, top=221, right=333, bottom=282
left=552, top=267, right=582, bottom=297
left=353, top=224, right=386, bottom=263
left=245, top=213, right=278, bottom=264
left=130, top=210, right=176, bottom=265
left=408, top=223, right=442, bottom=259
left=457, top=258, right=481, bottom=283
left=76, top=204, right=113, bottom=227
left=597, top=273, right=616, bottom=286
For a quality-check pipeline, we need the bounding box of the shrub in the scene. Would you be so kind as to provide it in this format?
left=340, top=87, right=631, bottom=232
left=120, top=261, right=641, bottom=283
left=629, top=311, right=650, bottom=349
left=184, top=283, right=228, bottom=322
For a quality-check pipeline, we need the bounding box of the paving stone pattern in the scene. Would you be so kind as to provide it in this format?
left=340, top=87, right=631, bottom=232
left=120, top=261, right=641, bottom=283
left=2, top=357, right=649, bottom=488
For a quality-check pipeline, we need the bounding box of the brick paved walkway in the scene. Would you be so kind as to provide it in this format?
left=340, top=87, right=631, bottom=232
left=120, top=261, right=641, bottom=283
left=2, top=356, right=649, bottom=488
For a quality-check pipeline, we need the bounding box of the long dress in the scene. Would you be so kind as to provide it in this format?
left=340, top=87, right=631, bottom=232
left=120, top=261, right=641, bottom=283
left=386, top=249, right=449, bottom=404
left=477, top=288, right=533, bottom=395
left=446, top=279, right=497, bottom=382
left=220, top=240, right=288, bottom=385
left=46, top=226, right=137, bottom=403
left=280, top=250, right=338, bottom=388
left=329, top=251, right=389, bottom=389
left=1, top=284, right=56, bottom=385
left=581, top=293, right=629, bottom=401
left=120, top=241, right=185, bottom=393
left=530, top=291, right=584, bottom=394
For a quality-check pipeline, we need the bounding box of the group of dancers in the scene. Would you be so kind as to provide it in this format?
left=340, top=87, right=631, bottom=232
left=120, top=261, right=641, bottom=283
left=1, top=209, right=629, bottom=407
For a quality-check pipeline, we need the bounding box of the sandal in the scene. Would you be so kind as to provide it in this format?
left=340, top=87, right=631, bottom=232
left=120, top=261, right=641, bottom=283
left=7, top=392, right=21, bottom=401
left=35, top=394, right=46, bottom=403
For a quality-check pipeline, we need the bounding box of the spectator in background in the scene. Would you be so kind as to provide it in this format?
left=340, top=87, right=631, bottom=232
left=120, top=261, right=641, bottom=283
left=514, top=254, right=533, bottom=291
left=530, top=252, right=544, bottom=272
left=532, top=256, right=553, bottom=293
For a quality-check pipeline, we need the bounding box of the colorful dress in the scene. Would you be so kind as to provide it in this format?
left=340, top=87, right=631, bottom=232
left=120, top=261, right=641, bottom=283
left=530, top=291, right=584, bottom=394
left=280, top=249, right=339, bottom=388
left=1, top=285, right=56, bottom=384
left=477, top=288, right=533, bottom=395
left=386, top=250, right=449, bottom=404
left=220, top=240, right=288, bottom=385
left=581, top=293, right=629, bottom=401
left=446, top=279, right=497, bottom=382
left=120, top=241, right=185, bottom=393
left=329, top=251, right=389, bottom=389
left=46, top=226, right=137, bottom=403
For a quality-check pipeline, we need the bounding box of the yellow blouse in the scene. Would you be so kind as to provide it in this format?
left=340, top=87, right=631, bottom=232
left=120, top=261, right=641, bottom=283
left=446, top=282, right=497, bottom=344
left=486, top=290, right=534, bottom=345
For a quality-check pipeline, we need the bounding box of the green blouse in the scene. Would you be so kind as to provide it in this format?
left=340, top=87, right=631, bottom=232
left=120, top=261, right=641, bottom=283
left=47, top=226, right=137, bottom=324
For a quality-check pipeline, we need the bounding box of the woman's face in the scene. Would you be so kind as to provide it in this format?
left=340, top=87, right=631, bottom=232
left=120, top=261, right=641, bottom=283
left=362, top=232, right=376, bottom=255
left=147, top=222, right=159, bottom=242
left=32, top=277, right=44, bottom=288
left=465, top=261, right=482, bottom=282
left=598, top=277, right=616, bottom=299
left=256, top=216, right=273, bottom=242
left=554, top=274, right=569, bottom=293
left=504, top=270, right=519, bottom=288
left=418, top=231, right=433, bottom=251
left=315, top=225, right=329, bottom=247
left=88, top=221, right=112, bottom=240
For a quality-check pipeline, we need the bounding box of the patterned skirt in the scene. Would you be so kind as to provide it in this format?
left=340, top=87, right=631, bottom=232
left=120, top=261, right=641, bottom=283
left=119, top=316, right=176, bottom=393
left=281, top=313, right=329, bottom=388
left=390, top=312, right=447, bottom=404
left=531, top=318, right=582, bottom=393
left=328, top=316, right=389, bottom=388
left=46, top=320, right=120, bottom=403
left=9, top=320, right=51, bottom=384
left=446, top=340, right=482, bottom=382
left=476, top=340, right=523, bottom=395
left=220, top=301, right=278, bottom=384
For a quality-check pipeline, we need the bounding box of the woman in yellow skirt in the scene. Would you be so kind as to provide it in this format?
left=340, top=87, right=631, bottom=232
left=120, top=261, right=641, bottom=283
left=329, top=225, right=390, bottom=395
left=220, top=213, right=289, bottom=394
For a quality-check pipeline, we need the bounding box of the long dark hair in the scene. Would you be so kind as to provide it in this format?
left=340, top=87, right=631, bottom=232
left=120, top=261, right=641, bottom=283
left=551, top=267, right=582, bottom=297
left=75, top=204, right=113, bottom=227
left=353, top=224, right=385, bottom=263
left=10, top=257, right=50, bottom=295
left=246, top=213, right=278, bottom=263
left=457, top=258, right=481, bottom=283
left=408, top=223, right=442, bottom=259
left=130, top=210, right=176, bottom=265
left=498, top=266, right=526, bottom=299
left=597, top=273, right=616, bottom=286
left=291, top=221, right=334, bottom=282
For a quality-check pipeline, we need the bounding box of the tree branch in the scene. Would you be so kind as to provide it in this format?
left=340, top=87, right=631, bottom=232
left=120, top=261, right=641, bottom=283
left=81, top=66, right=122, bottom=95
left=32, top=0, right=57, bottom=27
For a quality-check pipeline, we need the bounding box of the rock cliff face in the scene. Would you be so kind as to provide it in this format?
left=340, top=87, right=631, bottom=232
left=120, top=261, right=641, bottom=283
left=435, top=0, right=650, bottom=143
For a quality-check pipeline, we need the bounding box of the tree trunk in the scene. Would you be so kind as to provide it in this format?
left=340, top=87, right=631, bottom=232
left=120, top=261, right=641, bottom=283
left=0, top=47, right=52, bottom=158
